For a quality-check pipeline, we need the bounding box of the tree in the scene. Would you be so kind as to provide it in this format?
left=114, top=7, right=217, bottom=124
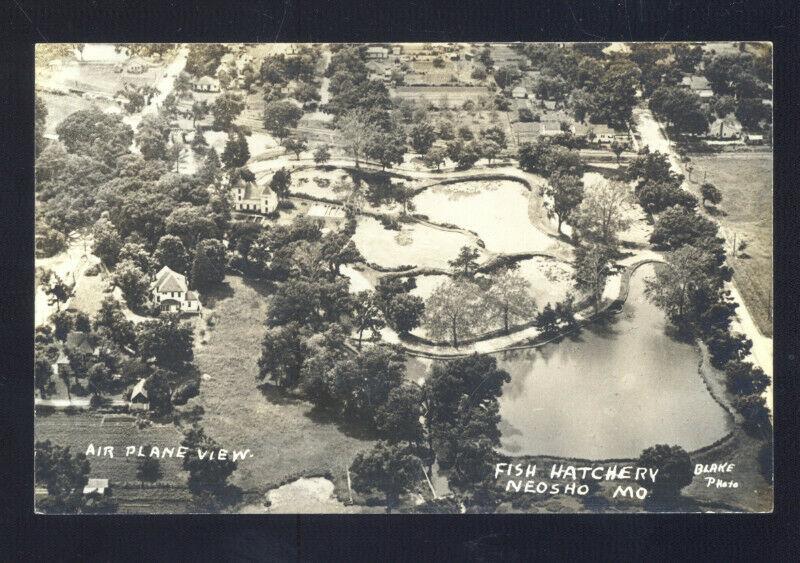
left=34, top=351, right=55, bottom=399
left=732, top=394, right=771, bottom=431
left=41, top=270, right=75, bottom=312
left=610, top=140, right=625, bottom=164
left=350, top=441, right=422, bottom=513
left=181, top=425, right=238, bottom=503
left=735, top=98, right=771, bottom=130
left=51, top=309, right=74, bottom=342
left=35, top=94, right=48, bottom=157
left=673, top=45, right=703, bottom=72
left=55, top=109, right=133, bottom=167
left=627, top=149, right=676, bottom=185
left=221, top=131, right=250, bottom=169
left=701, top=183, right=723, bottom=207
left=86, top=362, right=113, bottom=398
left=154, top=235, right=190, bottom=275
left=644, top=245, right=722, bottom=330
left=257, top=322, right=309, bottom=387
left=351, top=291, right=386, bottom=349
left=136, top=315, right=194, bottom=372
left=409, top=122, right=437, bottom=154
left=636, top=180, right=698, bottom=215
left=135, top=452, right=164, bottom=488
left=35, top=223, right=68, bottom=258
left=92, top=217, right=123, bottom=267
left=592, top=58, right=640, bottom=127
left=422, top=146, right=447, bottom=171
left=365, top=127, right=407, bottom=170
left=191, top=238, right=226, bottom=290
left=706, top=329, right=753, bottom=369
left=269, top=167, right=292, bottom=202
left=374, top=385, right=425, bottom=444
left=649, top=86, right=709, bottom=136
left=384, top=293, right=425, bottom=335
left=144, top=368, right=174, bottom=416
left=448, top=245, right=481, bottom=278
left=725, top=360, right=770, bottom=396
left=494, top=64, right=521, bottom=89
left=320, top=232, right=363, bottom=276
left=313, top=144, right=331, bottom=165
left=574, top=244, right=613, bottom=314
left=637, top=444, right=693, bottom=504
left=650, top=206, right=718, bottom=249
left=423, top=354, right=510, bottom=473
left=263, top=100, right=303, bottom=140
left=190, top=100, right=210, bottom=129
left=282, top=136, right=308, bottom=160
left=135, top=113, right=172, bottom=161
left=94, top=297, right=136, bottom=349
left=337, top=109, right=373, bottom=167
left=35, top=440, right=117, bottom=514
left=328, top=345, right=406, bottom=423
left=546, top=171, right=584, bottom=234
left=485, top=268, right=538, bottom=333
left=424, top=279, right=485, bottom=347
left=113, top=259, right=150, bottom=311
left=211, top=92, right=245, bottom=131
left=165, top=205, right=220, bottom=249
left=573, top=178, right=633, bottom=246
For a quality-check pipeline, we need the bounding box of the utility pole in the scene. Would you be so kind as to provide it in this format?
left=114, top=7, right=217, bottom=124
left=732, top=232, right=737, bottom=259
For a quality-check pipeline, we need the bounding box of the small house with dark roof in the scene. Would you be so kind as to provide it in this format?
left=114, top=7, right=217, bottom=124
left=151, top=266, right=201, bottom=314
left=129, top=378, right=149, bottom=411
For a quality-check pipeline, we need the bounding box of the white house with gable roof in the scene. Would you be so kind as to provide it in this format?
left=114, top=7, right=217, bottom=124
left=151, top=266, right=202, bottom=314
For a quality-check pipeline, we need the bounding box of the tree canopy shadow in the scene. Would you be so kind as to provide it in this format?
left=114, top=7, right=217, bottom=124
left=201, top=281, right=235, bottom=308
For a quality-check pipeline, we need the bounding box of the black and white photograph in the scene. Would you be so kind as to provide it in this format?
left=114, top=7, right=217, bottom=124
left=32, top=41, right=774, bottom=515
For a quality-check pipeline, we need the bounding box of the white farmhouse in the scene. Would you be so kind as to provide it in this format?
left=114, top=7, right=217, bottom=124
left=233, top=177, right=279, bottom=214
left=151, top=266, right=202, bottom=314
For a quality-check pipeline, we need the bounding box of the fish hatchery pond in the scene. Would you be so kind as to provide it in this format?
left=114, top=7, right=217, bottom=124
left=405, top=265, right=732, bottom=461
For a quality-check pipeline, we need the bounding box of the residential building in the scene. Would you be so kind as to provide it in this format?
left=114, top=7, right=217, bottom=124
left=512, top=86, right=528, bottom=99
left=129, top=378, right=149, bottom=411
left=366, top=46, right=389, bottom=60
left=83, top=479, right=110, bottom=495
left=708, top=115, right=742, bottom=139
left=233, top=176, right=279, bottom=215
left=590, top=124, right=629, bottom=144
left=126, top=57, right=148, bottom=74
left=151, top=266, right=202, bottom=314
left=680, top=75, right=714, bottom=98
left=192, top=76, right=221, bottom=93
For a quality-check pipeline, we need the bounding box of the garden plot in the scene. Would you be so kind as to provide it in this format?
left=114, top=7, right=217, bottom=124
left=290, top=168, right=352, bottom=200
left=353, top=217, right=479, bottom=270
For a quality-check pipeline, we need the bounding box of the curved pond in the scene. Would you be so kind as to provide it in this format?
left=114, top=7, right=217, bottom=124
left=496, top=264, right=732, bottom=459
left=413, top=180, right=554, bottom=254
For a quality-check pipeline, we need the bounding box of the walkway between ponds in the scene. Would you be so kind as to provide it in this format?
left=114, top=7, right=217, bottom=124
left=380, top=258, right=663, bottom=359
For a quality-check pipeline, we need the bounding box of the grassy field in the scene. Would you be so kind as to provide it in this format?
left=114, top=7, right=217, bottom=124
left=686, top=152, right=773, bottom=336
left=187, top=275, right=375, bottom=494
left=34, top=412, right=188, bottom=486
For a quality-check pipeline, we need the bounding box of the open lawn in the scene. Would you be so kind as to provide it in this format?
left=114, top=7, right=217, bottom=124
left=687, top=152, right=773, bottom=336
left=187, top=275, right=375, bottom=493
